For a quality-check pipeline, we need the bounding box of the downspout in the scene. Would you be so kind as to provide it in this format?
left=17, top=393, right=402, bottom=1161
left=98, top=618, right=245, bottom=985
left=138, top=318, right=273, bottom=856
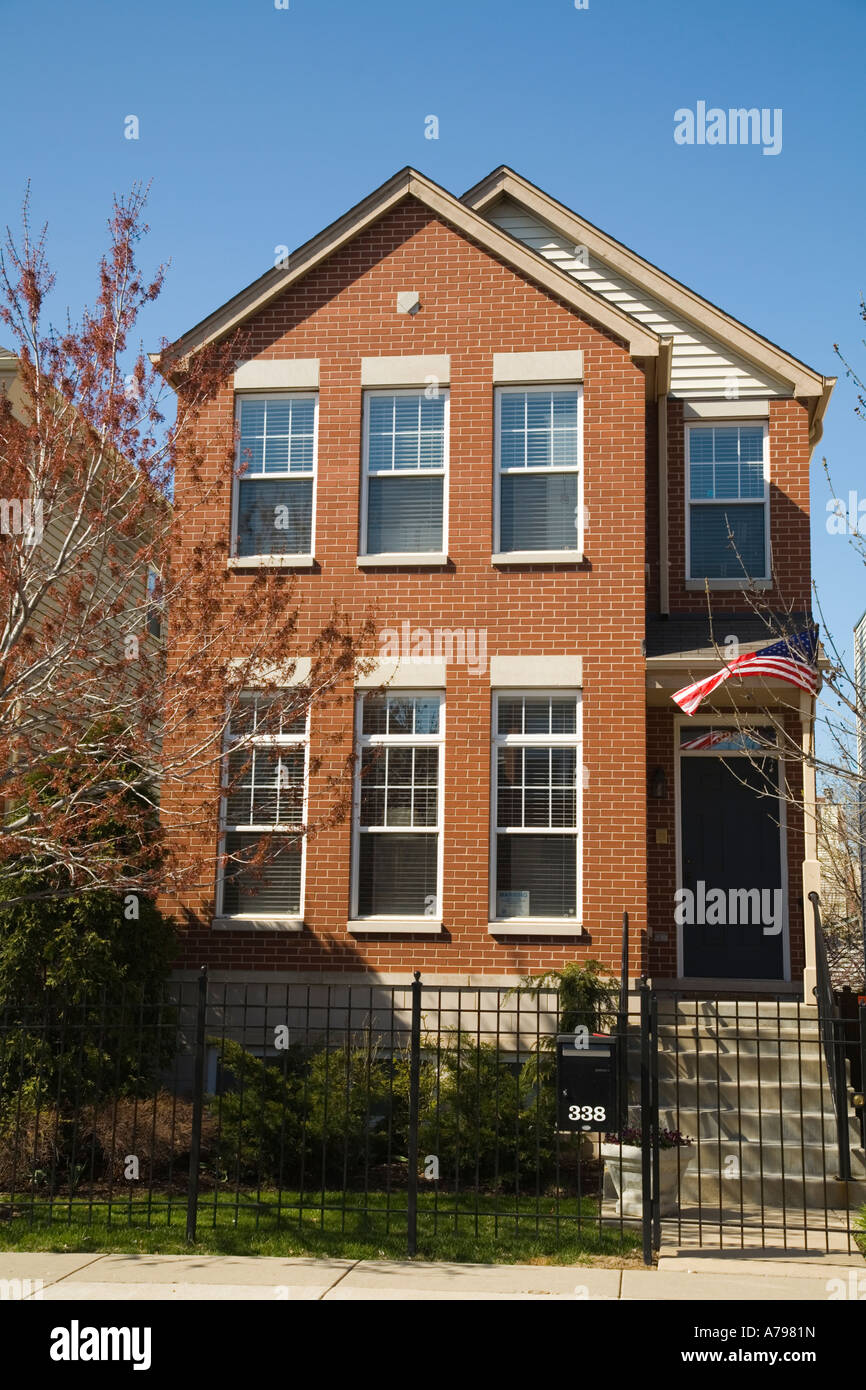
left=808, top=375, right=836, bottom=448
left=801, top=687, right=820, bottom=1002
left=656, top=338, right=674, bottom=617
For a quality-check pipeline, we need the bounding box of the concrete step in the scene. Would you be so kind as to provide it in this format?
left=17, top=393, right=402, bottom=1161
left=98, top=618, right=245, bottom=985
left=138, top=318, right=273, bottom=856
left=646, top=1066, right=860, bottom=1097
left=656, top=1039, right=828, bottom=1056
left=603, top=1136, right=866, bottom=1211
left=654, top=1105, right=862, bottom=1149
left=626, top=1106, right=861, bottom=1151
left=623, top=1101, right=864, bottom=1177
left=657, top=1134, right=866, bottom=1181
left=655, top=1053, right=827, bottom=1085
left=657, top=1026, right=823, bottom=1047
left=656, top=1001, right=817, bottom=1022
left=676, top=1171, right=866, bottom=1210
left=622, top=999, right=865, bottom=1213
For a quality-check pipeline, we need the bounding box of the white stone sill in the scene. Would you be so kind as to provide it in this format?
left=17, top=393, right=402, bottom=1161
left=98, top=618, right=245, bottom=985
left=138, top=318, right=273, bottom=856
left=492, top=552, right=583, bottom=565
left=488, top=921, right=583, bottom=936
left=211, top=916, right=305, bottom=932
left=228, top=555, right=315, bottom=569
left=356, top=553, right=449, bottom=567
left=347, top=919, right=444, bottom=935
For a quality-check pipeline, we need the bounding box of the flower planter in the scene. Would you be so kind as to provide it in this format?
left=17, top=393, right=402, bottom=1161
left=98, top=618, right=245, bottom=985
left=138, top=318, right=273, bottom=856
left=601, top=1142, right=694, bottom=1217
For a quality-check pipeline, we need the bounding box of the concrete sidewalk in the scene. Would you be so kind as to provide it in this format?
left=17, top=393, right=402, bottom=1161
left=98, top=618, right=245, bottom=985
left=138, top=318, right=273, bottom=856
left=1, top=1248, right=863, bottom=1300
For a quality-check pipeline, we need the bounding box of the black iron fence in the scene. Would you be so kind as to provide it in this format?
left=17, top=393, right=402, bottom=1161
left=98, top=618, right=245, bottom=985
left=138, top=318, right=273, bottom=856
left=649, top=989, right=866, bottom=1255
left=1, top=969, right=863, bottom=1262
left=0, top=973, right=649, bottom=1262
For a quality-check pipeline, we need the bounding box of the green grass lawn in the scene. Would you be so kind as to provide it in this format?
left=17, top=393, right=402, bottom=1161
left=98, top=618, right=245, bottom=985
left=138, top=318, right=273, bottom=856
left=0, top=1189, right=641, bottom=1265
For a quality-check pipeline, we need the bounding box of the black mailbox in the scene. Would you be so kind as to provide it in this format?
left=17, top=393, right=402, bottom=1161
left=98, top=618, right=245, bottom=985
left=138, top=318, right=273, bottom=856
left=555, top=1032, right=619, bottom=1132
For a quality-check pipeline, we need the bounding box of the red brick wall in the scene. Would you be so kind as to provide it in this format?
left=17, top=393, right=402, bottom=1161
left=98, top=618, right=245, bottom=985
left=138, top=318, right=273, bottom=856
left=644, top=402, right=660, bottom=613
left=162, top=197, right=648, bottom=977
left=644, top=390, right=812, bottom=983
left=662, top=397, right=812, bottom=614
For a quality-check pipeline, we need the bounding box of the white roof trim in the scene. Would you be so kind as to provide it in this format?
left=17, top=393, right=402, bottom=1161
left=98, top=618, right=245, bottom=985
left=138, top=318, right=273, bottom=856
left=155, top=169, right=659, bottom=379
left=462, top=167, right=831, bottom=403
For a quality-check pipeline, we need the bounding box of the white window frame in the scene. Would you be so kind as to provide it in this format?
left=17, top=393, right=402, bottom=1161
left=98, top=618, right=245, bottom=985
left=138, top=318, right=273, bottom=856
left=493, top=384, right=584, bottom=562
left=230, top=392, right=318, bottom=565
left=359, top=388, right=449, bottom=563
left=489, top=690, right=583, bottom=933
left=215, top=693, right=309, bottom=924
left=349, top=691, right=445, bottom=931
left=684, top=420, right=770, bottom=586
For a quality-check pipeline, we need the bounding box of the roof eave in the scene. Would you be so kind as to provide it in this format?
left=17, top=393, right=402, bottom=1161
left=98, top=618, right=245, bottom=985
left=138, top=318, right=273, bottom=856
left=154, top=168, right=659, bottom=381
left=463, top=166, right=832, bottom=408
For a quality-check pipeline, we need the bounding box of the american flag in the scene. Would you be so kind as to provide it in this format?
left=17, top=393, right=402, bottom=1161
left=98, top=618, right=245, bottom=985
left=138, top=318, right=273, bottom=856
left=680, top=728, right=736, bottom=750
left=672, top=628, right=819, bottom=717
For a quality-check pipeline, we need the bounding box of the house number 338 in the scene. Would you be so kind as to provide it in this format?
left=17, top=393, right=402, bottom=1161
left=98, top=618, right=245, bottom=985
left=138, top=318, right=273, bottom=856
left=568, top=1105, right=606, bottom=1121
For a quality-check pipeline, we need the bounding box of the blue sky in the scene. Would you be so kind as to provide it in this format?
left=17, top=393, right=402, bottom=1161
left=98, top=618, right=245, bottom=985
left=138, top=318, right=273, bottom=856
left=2, top=0, right=864, bottom=666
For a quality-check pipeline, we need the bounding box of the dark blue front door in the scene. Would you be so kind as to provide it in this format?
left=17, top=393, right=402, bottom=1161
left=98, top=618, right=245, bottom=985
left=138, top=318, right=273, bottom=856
left=680, top=755, right=785, bottom=980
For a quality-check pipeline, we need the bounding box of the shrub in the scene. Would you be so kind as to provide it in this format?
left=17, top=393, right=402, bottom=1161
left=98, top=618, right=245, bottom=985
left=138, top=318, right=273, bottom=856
left=303, top=1040, right=406, bottom=1182
left=0, top=885, right=177, bottom=1108
left=519, top=959, right=620, bottom=1036
left=206, top=1033, right=562, bottom=1193
left=417, top=1034, right=557, bottom=1190
left=209, top=1037, right=413, bottom=1186
left=208, top=1038, right=307, bottom=1184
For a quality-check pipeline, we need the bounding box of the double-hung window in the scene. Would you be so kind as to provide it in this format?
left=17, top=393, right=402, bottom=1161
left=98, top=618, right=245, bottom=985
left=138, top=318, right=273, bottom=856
left=495, top=386, right=582, bottom=555
left=233, top=394, right=316, bottom=558
left=361, top=391, right=447, bottom=556
left=492, top=693, right=581, bottom=922
left=353, top=693, right=443, bottom=920
left=686, top=423, right=769, bottom=581
left=218, top=692, right=307, bottom=919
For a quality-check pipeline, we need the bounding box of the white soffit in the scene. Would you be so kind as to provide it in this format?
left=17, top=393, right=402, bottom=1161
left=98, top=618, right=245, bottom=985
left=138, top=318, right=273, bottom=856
left=492, top=350, right=583, bottom=384
left=485, top=199, right=790, bottom=400
left=233, top=359, right=320, bottom=390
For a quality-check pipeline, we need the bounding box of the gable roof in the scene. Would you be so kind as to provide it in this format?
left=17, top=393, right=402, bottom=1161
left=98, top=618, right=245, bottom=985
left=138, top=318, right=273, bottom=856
left=462, top=167, right=834, bottom=441
left=153, top=167, right=660, bottom=385
left=154, top=166, right=833, bottom=440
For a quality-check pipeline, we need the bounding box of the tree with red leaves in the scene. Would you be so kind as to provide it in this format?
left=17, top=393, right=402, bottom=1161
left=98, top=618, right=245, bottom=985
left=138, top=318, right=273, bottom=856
left=0, top=185, right=374, bottom=909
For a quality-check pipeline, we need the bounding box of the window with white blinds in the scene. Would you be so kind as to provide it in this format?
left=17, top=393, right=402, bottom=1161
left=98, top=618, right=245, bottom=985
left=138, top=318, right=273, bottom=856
left=353, top=693, right=443, bottom=919
left=686, top=423, right=769, bottom=580
left=492, top=693, right=581, bottom=921
left=233, top=395, right=316, bottom=557
left=362, top=391, right=447, bottom=554
left=495, top=387, right=582, bottom=553
left=218, top=692, right=307, bottom=918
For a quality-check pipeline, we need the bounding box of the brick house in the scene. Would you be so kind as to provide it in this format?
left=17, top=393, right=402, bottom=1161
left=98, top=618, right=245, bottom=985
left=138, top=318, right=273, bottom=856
left=156, top=166, right=834, bottom=999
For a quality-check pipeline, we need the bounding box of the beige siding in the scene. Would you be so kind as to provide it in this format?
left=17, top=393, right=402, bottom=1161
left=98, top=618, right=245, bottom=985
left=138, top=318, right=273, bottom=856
left=487, top=200, right=788, bottom=399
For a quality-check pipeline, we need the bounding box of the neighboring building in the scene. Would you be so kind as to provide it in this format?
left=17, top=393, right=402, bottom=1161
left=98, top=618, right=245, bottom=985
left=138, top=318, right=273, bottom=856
left=156, top=166, right=834, bottom=996
left=0, top=347, right=161, bottom=627
left=815, top=789, right=862, bottom=988
left=816, top=791, right=859, bottom=928
left=0, top=349, right=164, bottom=800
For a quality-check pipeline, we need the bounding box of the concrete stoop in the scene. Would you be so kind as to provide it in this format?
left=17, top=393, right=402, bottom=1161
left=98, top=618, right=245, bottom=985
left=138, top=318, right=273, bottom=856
left=646, top=1001, right=866, bottom=1215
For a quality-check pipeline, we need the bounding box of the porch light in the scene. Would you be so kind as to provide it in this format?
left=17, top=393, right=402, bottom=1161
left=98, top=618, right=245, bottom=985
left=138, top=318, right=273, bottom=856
left=650, top=766, right=667, bottom=800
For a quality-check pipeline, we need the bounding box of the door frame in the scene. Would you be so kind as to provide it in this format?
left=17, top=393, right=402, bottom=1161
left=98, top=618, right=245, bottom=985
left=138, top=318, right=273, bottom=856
left=674, top=713, right=790, bottom=983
